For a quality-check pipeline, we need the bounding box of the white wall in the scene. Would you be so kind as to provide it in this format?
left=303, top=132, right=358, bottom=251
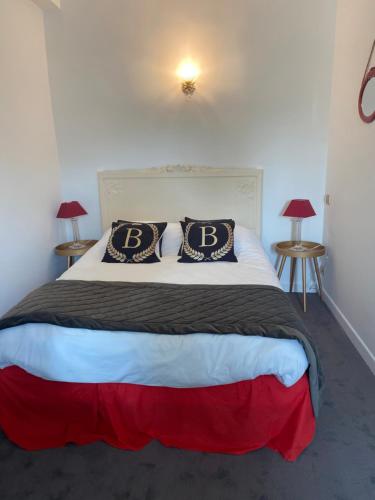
left=323, top=0, right=375, bottom=373
left=0, top=0, right=64, bottom=316
left=43, top=0, right=336, bottom=288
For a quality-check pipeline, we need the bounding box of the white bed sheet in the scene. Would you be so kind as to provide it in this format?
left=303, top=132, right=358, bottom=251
left=0, top=227, right=308, bottom=387
left=60, top=226, right=282, bottom=287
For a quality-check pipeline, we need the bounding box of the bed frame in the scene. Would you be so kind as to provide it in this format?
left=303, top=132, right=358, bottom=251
left=0, top=165, right=317, bottom=461
left=98, top=166, right=263, bottom=236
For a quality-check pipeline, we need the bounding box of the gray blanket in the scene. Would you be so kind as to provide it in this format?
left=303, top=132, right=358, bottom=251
left=0, top=280, right=322, bottom=416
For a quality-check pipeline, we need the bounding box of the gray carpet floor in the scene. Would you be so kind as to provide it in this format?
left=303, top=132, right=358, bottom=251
left=0, top=294, right=375, bottom=500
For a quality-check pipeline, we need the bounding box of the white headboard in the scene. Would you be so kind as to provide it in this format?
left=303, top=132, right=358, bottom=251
left=98, top=166, right=263, bottom=236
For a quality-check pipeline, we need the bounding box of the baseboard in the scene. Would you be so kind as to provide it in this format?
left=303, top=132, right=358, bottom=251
left=279, top=279, right=317, bottom=294
left=322, top=287, right=375, bottom=376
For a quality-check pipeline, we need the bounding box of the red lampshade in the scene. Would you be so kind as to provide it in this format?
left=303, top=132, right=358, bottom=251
left=282, top=199, right=316, bottom=218
left=56, top=201, right=87, bottom=219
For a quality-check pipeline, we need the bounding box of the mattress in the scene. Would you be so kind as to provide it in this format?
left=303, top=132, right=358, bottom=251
left=0, top=227, right=308, bottom=388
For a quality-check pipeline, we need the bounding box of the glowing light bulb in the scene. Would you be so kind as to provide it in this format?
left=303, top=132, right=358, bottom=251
left=176, top=60, right=200, bottom=81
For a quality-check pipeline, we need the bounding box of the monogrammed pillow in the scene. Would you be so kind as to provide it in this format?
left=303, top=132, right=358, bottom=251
left=178, top=217, right=235, bottom=256
left=116, top=220, right=164, bottom=256
left=102, top=221, right=167, bottom=264
left=178, top=220, right=237, bottom=263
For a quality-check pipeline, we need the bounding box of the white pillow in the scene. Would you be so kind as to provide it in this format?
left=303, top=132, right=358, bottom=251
left=161, top=223, right=183, bottom=256
left=234, top=225, right=259, bottom=254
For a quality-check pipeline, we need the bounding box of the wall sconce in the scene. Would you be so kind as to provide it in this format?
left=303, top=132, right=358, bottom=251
left=176, top=59, right=200, bottom=96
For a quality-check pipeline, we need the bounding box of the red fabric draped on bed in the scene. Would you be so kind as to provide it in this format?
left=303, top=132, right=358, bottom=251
left=0, top=367, right=315, bottom=461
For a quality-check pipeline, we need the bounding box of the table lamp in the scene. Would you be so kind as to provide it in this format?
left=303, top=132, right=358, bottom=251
left=282, top=199, right=316, bottom=250
left=56, top=201, right=87, bottom=249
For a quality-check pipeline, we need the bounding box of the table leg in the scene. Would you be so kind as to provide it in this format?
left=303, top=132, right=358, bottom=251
left=289, top=257, right=296, bottom=292
left=313, top=257, right=323, bottom=299
left=68, top=256, right=74, bottom=268
left=278, top=255, right=287, bottom=279
left=302, top=258, right=307, bottom=312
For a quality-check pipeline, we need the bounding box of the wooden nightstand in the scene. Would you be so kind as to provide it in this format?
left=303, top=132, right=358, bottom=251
left=55, top=240, right=98, bottom=269
left=275, top=241, right=326, bottom=312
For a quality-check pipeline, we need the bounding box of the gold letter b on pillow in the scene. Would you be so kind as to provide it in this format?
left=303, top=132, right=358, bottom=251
left=123, top=228, right=143, bottom=249
left=199, top=226, right=218, bottom=247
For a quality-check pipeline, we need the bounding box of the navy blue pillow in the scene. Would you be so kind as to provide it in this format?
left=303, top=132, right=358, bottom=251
left=102, top=221, right=167, bottom=263
left=178, top=220, right=237, bottom=263
left=116, top=220, right=164, bottom=256
left=178, top=217, right=235, bottom=256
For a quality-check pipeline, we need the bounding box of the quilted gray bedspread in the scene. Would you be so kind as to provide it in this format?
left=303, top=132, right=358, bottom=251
left=0, top=280, right=322, bottom=416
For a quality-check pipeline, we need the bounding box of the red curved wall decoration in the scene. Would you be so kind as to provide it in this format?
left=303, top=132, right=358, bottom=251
left=358, top=40, right=375, bottom=124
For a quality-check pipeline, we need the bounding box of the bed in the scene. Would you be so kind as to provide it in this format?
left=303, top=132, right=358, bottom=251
left=0, top=166, right=320, bottom=461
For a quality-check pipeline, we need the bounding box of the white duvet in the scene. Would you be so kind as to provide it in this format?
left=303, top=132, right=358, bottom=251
left=0, top=225, right=308, bottom=387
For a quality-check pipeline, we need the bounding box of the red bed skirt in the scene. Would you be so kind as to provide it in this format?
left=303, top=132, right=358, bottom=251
left=0, top=366, right=315, bottom=461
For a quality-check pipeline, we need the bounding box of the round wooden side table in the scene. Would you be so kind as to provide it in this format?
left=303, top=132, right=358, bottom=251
left=55, top=240, right=98, bottom=269
left=275, top=241, right=326, bottom=312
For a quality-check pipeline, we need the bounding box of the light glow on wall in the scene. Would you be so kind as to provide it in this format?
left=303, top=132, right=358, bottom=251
left=176, top=59, right=200, bottom=96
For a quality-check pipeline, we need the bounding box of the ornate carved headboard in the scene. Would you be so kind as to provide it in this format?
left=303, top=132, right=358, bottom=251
left=98, top=166, right=263, bottom=236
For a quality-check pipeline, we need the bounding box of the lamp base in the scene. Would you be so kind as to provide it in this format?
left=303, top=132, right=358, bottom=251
left=288, top=242, right=321, bottom=252
left=289, top=242, right=307, bottom=251
left=69, top=218, right=85, bottom=249
left=68, top=241, right=86, bottom=250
